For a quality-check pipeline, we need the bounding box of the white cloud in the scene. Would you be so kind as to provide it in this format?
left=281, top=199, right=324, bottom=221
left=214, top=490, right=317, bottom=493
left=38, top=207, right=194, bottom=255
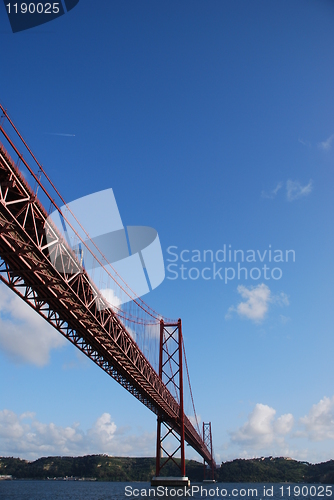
left=229, top=396, right=334, bottom=457
left=272, top=292, right=290, bottom=307
left=286, top=179, right=313, bottom=201
left=262, top=180, right=313, bottom=202
left=0, top=409, right=25, bottom=440
left=261, top=182, right=283, bottom=199
left=318, top=133, right=334, bottom=151
left=0, top=283, right=66, bottom=366
left=230, top=403, right=294, bottom=450
left=226, top=284, right=288, bottom=323
left=235, top=284, right=270, bottom=321
left=220, top=396, right=334, bottom=463
left=231, top=404, right=276, bottom=447
left=299, top=396, right=334, bottom=441
left=87, top=413, right=117, bottom=448
left=0, top=409, right=156, bottom=460
left=99, top=288, right=122, bottom=311
left=274, top=414, right=294, bottom=435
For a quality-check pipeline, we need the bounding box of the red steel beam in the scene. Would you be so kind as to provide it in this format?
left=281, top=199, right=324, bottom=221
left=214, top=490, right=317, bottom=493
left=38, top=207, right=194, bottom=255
left=0, top=138, right=213, bottom=464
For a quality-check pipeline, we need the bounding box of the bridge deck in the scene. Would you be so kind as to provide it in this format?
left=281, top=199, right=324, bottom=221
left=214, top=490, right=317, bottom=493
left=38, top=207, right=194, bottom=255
left=0, top=140, right=211, bottom=464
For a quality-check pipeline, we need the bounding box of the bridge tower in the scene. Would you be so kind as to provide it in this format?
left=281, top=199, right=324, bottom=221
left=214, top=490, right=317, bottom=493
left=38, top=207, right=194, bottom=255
left=152, top=318, right=189, bottom=487
left=203, top=422, right=215, bottom=481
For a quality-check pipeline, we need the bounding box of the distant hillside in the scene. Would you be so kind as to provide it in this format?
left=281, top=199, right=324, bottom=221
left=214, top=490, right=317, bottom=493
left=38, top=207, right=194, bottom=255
left=0, top=456, right=203, bottom=482
left=1, top=455, right=334, bottom=482
left=218, top=457, right=334, bottom=483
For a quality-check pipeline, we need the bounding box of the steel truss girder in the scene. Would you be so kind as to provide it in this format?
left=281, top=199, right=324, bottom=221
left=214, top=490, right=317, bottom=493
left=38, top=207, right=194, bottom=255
left=0, top=140, right=212, bottom=463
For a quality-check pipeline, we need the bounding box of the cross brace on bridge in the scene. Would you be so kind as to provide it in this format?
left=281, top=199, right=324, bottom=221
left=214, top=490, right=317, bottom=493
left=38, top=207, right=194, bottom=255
left=203, top=422, right=215, bottom=481
left=0, top=104, right=215, bottom=479
left=155, top=319, right=186, bottom=481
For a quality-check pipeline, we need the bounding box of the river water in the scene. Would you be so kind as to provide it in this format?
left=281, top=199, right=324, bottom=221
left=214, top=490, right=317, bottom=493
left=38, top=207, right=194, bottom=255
left=0, top=480, right=331, bottom=499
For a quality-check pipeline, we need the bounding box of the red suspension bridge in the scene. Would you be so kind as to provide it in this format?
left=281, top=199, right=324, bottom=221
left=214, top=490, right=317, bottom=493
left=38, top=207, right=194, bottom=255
left=0, top=104, right=215, bottom=483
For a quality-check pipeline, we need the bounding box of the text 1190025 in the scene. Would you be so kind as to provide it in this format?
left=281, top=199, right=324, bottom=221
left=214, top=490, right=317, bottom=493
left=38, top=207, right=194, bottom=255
left=5, top=3, right=60, bottom=14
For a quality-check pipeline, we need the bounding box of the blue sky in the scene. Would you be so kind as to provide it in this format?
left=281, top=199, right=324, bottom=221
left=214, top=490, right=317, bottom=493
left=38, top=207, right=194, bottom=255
left=0, top=0, right=334, bottom=465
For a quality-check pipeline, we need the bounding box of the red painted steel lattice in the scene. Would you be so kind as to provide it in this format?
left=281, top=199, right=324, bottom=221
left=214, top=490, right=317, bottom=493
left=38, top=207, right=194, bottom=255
left=156, top=320, right=185, bottom=477
left=203, top=422, right=215, bottom=480
left=0, top=104, right=214, bottom=468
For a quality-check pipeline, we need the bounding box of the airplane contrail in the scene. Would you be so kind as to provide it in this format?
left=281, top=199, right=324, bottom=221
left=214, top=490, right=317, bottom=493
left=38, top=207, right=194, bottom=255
left=44, top=133, right=76, bottom=137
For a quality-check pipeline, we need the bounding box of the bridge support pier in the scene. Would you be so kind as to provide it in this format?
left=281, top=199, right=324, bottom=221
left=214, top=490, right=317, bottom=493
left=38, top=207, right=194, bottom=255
left=152, top=319, right=189, bottom=487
